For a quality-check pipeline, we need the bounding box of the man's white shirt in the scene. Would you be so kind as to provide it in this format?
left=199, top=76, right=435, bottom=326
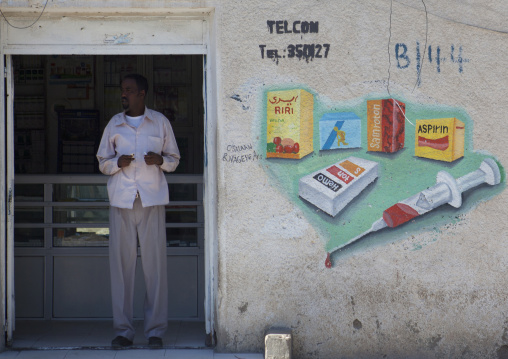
left=97, top=107, right=180, bottom=209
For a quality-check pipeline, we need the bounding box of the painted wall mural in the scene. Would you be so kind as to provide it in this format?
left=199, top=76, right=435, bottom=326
left=261, top=89, right=505, bottom=268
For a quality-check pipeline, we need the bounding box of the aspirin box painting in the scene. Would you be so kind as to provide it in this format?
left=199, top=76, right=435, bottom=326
left=415, top=118, right=465, bottom=162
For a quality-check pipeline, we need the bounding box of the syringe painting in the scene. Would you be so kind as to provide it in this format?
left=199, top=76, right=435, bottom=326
left=261, top=87, right=506, bottom=267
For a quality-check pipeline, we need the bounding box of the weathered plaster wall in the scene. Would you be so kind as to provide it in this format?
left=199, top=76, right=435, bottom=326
left=215, top=1, right=508, bottom=358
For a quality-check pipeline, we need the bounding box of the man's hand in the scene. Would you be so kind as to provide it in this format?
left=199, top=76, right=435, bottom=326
left=118, top=154, right=134, bottom=168
left=144, top=151, right=163, bottom=166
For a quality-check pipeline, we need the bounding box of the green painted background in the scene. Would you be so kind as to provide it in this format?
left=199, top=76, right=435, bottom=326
left=259, top=86, right=506, bottom=263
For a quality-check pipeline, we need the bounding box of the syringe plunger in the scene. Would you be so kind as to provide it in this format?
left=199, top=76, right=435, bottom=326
left=326, top=158, right=502, bottom=268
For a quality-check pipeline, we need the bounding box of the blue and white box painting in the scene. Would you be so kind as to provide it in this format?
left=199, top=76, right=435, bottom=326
left=319, top=112, right=361, bottom=150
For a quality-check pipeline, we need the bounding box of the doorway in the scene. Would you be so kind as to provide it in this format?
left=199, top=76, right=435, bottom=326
left=10, top=54, right=206, bottom=347
left=0, top=12, right=218, bottom=348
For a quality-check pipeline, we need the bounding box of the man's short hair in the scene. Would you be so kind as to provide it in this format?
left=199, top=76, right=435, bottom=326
left=122, top=74, right=149, bottom=95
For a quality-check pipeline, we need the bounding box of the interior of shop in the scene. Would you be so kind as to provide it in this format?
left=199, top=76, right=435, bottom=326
left=10, top=54, right=205, bottom=347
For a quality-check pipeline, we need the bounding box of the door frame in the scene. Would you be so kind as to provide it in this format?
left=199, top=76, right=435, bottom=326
left=0, top=7, right=219, bottom=346
left=4, top=54, right=15, bottom=346
left=0, top=50, right=6, bottom=350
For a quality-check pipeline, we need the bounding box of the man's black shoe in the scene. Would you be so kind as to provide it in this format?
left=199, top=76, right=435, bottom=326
left=112, top=335, right=133, bottom=349
left=148, top=336, right=163, bottom=349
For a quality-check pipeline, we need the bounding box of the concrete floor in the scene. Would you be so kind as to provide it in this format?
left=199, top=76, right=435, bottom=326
left=0, top=320, right=263, bottom=359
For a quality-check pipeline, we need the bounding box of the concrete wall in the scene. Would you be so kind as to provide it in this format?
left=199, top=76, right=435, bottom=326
left=1, top=1, right=508, bottom=358
left=215, top=1, right=508, bottom=358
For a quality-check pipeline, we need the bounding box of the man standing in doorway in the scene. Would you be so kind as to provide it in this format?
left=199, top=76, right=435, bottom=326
left=97, top=74, right=180, bottom=349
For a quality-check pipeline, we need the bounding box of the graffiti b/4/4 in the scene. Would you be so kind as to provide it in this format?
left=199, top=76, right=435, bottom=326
left=395, top=42, right=469, bottom=79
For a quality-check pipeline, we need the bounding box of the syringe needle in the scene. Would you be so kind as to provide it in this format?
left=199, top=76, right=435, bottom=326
left=344, top=218, right=387, bottom=248
left=325, top=159, right=501, bottom=268
left=325, top=218, right=387, bottom=268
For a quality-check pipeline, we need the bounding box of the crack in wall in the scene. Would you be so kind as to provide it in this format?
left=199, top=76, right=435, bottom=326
left=393, top=0, right=508, bottom=35
left=413, top=0, right=428, bottom=92
left=387, top=0, right=429, bottom=95
left=386, top=0, right=393, bottom=96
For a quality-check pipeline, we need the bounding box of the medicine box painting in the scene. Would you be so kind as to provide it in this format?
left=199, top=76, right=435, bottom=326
left=260, top=87, right=505, bottom=268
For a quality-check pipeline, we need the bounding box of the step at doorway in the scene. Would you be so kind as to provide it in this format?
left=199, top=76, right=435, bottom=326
left=10, top=320, right=207, bottom=349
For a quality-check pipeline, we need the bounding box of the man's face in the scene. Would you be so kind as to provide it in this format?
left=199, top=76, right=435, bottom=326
left=120, top=78, right=145, bottom=114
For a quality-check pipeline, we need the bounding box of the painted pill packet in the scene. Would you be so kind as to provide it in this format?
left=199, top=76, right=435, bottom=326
left=319, top=112, right=361, bottom=151
left=299, top=156, right=379, bottom=217
left=415, top=118, right=465, bottom=162
left=367, top=99, right=405, bottom=153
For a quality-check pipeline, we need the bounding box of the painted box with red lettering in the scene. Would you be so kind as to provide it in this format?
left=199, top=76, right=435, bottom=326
left=367, top=99, right=405, bottom=153
left=298, top=156, right=379, bottom=217
left=415, top=118, right=465, bottom=162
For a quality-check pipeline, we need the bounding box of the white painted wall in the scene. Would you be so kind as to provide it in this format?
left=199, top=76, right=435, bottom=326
left=1, top=1, right=508, bottom=357
left=214, top=1, right=508, bottom=358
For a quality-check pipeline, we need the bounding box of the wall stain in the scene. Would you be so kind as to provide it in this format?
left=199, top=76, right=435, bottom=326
left=353, top=319, right=362, bottom=330
left=497, top=345, right=508, bottom=359
left=230, top=94, right=249, bottom=110
left=426, top=334, right=442, bottom=350
left=406, top=320, right=420, bottom=334
left=238, top=302, right=248, bottom=314
left=461, top=346, right=473, bottom=357
left=502, top=325, right=508, bottom=342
